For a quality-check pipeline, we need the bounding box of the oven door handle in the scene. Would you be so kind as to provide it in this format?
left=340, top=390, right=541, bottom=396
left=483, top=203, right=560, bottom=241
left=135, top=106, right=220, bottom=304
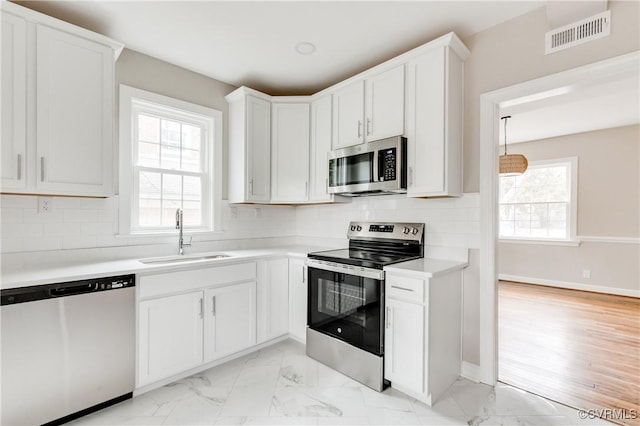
left=305, top=259, right=384, bottom=280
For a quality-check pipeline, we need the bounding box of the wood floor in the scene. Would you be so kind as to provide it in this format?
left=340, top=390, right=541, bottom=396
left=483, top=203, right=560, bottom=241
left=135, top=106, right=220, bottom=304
left=498, top=281, right=640, bottom=426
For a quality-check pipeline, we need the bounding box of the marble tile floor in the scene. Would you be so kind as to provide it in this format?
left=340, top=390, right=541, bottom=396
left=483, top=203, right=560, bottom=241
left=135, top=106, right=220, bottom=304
left=69, top=339, right=616, bottom=426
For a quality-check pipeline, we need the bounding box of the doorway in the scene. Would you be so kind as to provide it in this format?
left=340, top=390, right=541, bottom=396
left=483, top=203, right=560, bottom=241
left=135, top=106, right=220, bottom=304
left=478, top=51, right=640, bottom=421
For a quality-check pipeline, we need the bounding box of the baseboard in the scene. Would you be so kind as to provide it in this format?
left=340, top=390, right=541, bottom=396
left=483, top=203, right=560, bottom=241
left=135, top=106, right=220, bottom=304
left=460, top=361, right=481, bottom=383
left=498, top=274, right=640, bottom=298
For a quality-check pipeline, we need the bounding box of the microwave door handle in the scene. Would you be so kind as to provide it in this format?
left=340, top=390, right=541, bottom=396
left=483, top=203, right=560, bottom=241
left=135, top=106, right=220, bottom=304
left=372, top=151, right=379, bottom=183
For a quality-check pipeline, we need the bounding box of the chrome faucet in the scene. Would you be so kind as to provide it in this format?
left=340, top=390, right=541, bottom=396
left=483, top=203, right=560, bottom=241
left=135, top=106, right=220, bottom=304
left=175, top=208, right=192, bottom=255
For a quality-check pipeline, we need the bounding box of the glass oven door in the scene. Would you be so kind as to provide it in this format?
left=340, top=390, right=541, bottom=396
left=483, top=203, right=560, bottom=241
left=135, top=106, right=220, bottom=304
left=307, top=265, right=384, bottom=356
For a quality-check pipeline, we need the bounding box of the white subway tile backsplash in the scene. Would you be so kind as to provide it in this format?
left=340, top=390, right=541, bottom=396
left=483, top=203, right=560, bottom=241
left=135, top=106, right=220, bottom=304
left=1, top=208, right=24, bottom=224
left=62, top=235, right=98, bottom=250
left=1, top=193, right=479, bottom=254
left=63, top=209, right=99, bottom=223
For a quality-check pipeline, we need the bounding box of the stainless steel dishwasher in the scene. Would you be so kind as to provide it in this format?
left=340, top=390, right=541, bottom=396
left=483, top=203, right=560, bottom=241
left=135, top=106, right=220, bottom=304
left=1, top=274, right=136, bottom=425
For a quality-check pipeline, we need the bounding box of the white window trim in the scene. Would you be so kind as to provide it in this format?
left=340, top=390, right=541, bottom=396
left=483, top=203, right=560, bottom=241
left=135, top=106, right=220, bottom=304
left=118, top=84, right=222, bottom=237
left=498, top=156, right=579, bottom=245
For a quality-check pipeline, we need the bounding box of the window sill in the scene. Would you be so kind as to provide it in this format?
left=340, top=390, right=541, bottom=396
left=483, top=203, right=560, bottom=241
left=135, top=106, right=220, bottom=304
left=499, top=238, right=581, bottom=247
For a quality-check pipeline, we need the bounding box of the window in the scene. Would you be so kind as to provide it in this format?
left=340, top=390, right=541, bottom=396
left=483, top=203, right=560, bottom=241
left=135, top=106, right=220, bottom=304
left=119, top=85, right=222, bottom=235
left=499, top=157, right=577, bottom=242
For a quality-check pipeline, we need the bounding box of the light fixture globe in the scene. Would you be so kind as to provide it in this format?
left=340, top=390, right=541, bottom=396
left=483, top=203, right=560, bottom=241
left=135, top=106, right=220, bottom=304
left=499, top=115, right=528, bottom=175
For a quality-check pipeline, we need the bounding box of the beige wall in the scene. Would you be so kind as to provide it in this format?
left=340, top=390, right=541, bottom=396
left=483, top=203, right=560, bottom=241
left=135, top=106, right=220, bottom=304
left=115, top=49, right=237, bottom=199
left=498, top=125, right=640, bottom=294
left=462, top=0, right=640, bottom=193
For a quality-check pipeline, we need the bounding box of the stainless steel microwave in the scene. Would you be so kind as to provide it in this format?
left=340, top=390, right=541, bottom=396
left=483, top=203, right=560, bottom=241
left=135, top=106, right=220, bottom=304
left=328, top=136, right=407, bottom=196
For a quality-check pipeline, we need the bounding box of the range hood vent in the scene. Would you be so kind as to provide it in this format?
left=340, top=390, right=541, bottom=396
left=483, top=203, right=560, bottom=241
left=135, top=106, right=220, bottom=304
left=545, top=10, right=611, bottom=54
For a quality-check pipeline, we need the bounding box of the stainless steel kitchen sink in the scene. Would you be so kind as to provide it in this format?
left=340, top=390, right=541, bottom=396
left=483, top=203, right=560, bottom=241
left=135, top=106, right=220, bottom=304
left=139, top=253, right=231, bottom=265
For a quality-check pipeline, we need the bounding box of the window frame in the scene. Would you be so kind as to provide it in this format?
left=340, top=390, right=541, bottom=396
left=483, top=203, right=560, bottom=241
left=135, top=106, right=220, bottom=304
left=119, top=85, right=222, bottom=236
left=498, top=157, right=579, bottom=245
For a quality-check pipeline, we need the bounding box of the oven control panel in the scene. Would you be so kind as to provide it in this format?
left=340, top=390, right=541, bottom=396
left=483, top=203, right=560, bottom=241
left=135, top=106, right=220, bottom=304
left=347, top=222, right=424, bottom=242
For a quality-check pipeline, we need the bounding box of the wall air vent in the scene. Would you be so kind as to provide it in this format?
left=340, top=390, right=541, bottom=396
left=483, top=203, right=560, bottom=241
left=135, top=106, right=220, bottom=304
left=545, top=10, right=611, bottom=54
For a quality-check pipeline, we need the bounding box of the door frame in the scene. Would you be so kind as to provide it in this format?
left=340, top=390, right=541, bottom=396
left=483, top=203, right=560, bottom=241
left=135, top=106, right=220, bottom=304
left=477, top=50, right=640, bottom=385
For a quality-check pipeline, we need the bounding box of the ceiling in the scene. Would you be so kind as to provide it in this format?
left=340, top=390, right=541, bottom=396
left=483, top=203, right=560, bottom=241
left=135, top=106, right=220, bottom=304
left=13, top=0, right=544, bottom=95
left=500, top=74, right=640, bottom=144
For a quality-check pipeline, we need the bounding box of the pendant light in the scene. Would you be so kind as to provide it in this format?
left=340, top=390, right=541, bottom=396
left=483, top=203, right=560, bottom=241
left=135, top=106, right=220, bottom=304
left=499, top=115, right=528, bottom=175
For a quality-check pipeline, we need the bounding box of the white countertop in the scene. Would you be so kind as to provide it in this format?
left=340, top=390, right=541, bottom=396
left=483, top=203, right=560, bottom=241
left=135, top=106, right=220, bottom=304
left=383, top=257, right=468, bottom=278
left=2, top=245, right=468, bottom=290
left=1, top=245, right=329, bottom=290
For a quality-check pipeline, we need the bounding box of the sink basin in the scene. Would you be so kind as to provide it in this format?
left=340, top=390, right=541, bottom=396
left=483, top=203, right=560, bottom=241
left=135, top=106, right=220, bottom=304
left=139, top=253, right=231, bottom=265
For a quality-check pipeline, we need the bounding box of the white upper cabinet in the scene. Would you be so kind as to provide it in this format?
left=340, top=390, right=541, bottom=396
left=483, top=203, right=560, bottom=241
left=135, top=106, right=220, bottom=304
left=309, top=95, right=333, bottom=202
left=406, top=45, right=465, bottom=197
left=332, top=65, right=404, bottom=149
left=364, top=65, right=405, bottom=142
left=0, top=2, right=122, bottom=197
left=1, top=11, right=26, bottom=191
left=226, top=88, right=272, bottom=203
left=332, top=80, right=365, bottom=149
left=36, top=25, right=114, bottom=196
left=271, top=101, right=310, bottom=203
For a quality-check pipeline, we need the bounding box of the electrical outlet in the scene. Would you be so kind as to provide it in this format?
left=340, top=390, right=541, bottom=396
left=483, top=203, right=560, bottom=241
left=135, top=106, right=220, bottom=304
left=255, top=207, right=262, bottom=218
left=38, top=197, right=53, bottom=214
left=230, top=206, right=238, bottom=219
left=583, top=269, right=591, bottom=279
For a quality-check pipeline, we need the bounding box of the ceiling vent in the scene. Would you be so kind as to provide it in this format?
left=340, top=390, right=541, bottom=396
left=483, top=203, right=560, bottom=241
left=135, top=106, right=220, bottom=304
left=545, top=10, right=611, bottom=54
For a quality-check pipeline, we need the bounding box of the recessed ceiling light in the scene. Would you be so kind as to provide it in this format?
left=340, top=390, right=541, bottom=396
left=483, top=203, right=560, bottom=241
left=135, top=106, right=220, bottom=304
left=295, top=42, right=316, bottom=55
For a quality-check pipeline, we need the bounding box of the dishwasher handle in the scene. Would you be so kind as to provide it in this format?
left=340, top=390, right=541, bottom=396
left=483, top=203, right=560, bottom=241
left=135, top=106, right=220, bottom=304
left=49, top=283, right=99, bottom=298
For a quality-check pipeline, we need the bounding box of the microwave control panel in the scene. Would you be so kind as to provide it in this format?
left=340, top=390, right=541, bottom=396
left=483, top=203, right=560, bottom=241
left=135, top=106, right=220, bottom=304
left=379, top=148, right=396, bottom=181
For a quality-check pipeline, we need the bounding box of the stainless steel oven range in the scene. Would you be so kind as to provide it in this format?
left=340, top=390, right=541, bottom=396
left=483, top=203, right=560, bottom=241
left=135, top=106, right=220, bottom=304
left=305, top=221, right=424, bottom=391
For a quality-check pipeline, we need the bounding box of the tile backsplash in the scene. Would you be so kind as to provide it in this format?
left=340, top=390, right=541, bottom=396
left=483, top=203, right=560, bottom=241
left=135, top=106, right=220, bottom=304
left=1, top=193, right=480, bottom=254
left=0, top=195, right=297, bottom=254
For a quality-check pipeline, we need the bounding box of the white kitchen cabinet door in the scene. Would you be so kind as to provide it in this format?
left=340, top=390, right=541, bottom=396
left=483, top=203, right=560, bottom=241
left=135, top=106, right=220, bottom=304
left=309, top=95, right=332, bottom=202
left=1, top=12, right=26, bottom=191
left=271, top=102, right=310, bottom=202
left=246, top=95, right=272, bottom=202
left=138, top=291, right=204, bottom=386
left=35, top=24, right=114, bottom=196
left=204, top=281, right=257, bottom=362
left=332, top=80, right=365, bottom=149
left=257, top=258, right=289, bottom=342
left=384, top=298, right=424, bottom=394
left=406, top=46, right=463, bottom=197
left=364, top=65, right=404, bottom=142
left=288, top=257, right=308, bottom=343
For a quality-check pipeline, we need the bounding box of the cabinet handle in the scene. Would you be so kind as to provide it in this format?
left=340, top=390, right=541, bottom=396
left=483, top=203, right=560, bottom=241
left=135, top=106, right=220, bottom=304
left=40, top=157, right=45, bottom=182
left=199, top=298, right=204, bottom=319
left=391, top=285, right=414, bottom=292
left=302, top=266, right=307, bottom=284
left=17, top=155, right=22, bottom=180
left=357, top=120, right=362, bottom=138
left=305, top=181, right=308, bottom=197
left=325, top=178, right=328, bottom=191
left=249, top=179, right=253, bottom=195
left=212, top=296, right=216, bottom=316
left=386, top=307, right=391, bottom=329
left=366, top=118, right=371, bottom=136
left=408, top=166, right=413, bottom=186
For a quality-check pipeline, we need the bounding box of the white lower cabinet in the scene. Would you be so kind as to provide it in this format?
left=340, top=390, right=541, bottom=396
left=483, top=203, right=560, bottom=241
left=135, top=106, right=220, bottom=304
left=383, top=269, right=463, bottom=405
left=288, top=257, right=307, bottom=343
left=204, top=281, right=256, bottom=362
left=384, top=298, right=424, bottom=393
left=257, top=257, right=289, bottom=343
left=137, top=262, right=257, bottom=388
left=138, top=291, right=204, bottom=386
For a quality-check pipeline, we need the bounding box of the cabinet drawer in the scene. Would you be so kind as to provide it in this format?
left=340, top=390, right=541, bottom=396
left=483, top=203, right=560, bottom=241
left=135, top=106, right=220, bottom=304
left=139, top=262, right=257, bottom=299
left=386, top=275, right=424, bottom=303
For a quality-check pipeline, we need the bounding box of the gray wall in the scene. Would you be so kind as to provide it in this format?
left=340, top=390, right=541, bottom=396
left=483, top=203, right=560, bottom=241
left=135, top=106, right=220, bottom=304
left=115, top=48, right=237, bottom=200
